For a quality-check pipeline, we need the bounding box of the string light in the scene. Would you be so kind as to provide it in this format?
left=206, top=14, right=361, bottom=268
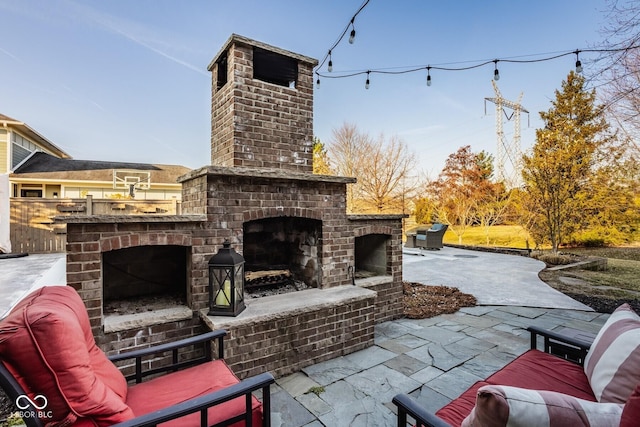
left=316, top=0, right=369, bottom=72
left=575, top=50, right=583, bottom=73
left=314, top=46, right=640, bottom=89
left=312, top=0, right=639, bottom=89
left=349, top=20, right=356, bottom=44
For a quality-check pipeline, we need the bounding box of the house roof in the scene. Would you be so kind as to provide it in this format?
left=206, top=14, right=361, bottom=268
left=0, top=114, right=71, bottom=159
left=11, top=152, right=191, bottom=185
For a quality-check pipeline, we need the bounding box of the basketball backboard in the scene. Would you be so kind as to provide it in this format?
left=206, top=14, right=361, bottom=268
left=113, top=170, right=151, bottom=191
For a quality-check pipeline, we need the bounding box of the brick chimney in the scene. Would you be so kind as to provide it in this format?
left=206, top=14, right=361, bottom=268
left=207, top=34, right=318, bottom=173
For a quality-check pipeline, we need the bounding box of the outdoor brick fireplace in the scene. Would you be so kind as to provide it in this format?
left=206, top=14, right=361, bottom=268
left=61, top=34, right=405, bottom=379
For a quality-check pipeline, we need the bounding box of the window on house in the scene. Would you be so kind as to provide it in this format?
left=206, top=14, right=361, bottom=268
left=11, top=132, right=37, bottom=169
left=21, top=189, right=42, bottom=197
left=253, top=47, right=298, bottom=88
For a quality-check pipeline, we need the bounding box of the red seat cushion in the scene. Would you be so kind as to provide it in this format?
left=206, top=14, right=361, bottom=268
left=620, top=383, right=640, bottom=427
left=0, top=286, right=133, bottom=426
left=126, top=359, right=263, bottom=427
left=435, top=350, right=595, bottom=426
left=486, top=350, right=595, bottom=400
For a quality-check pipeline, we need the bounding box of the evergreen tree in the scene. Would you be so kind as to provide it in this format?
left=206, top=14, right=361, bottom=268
left=521, top=72, right=612, bottom=252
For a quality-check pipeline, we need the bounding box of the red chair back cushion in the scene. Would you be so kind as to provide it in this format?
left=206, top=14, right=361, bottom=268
left=0, top=286, right=134, bottom=426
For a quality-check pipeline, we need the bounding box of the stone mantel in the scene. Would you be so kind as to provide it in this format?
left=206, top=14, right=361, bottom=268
left=178, top=165, right=356, bottom=185
left=53, top=214, right=207, bottom=224
left=348, top=214, right=409, bottom=221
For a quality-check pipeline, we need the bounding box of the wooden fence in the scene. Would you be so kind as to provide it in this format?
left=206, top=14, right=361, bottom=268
left=9, top=197, right=180, bottom=254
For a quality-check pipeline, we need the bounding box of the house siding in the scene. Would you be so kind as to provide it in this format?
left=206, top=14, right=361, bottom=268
left=0, top=129, right=7, bottom=173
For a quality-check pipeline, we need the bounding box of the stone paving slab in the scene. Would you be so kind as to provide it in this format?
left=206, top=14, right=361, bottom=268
left=275, top=305, right=609, bottom=426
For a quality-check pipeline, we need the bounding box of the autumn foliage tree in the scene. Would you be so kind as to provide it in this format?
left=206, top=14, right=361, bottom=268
left=426, top=146, right=500, bottom=243
left=312, top=137, right=331, bottom=175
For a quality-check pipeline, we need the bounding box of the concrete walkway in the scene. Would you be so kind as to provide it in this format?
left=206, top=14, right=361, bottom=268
left=0, top=253, right=66, bottom=318
left=402, top=246, right=591, bottom=310
left=0, top=248, right=601, bottom=426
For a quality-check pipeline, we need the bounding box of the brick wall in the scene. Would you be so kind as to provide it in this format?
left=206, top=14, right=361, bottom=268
left=179, top=167, right=405, bottom=292
left=99, top=317, right=206, bottom=378
left=64, top=218, right=206, bottom=337
left=350, top=216, right=405, bottom=323
left=209, top=35, right=317, bottom=173
left=202, top=287, right=376, bottom=379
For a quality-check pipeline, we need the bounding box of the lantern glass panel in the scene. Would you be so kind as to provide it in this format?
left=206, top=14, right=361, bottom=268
left=233, top=264, right=244, bottom=305
left=212, top=268, right=232, bottom=307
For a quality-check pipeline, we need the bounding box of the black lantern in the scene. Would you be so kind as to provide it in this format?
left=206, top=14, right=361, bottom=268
left=208, top=239, right=246, bottom=316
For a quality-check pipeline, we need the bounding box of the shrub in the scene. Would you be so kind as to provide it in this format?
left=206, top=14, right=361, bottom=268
left=532, top=252, right=575, bottom=266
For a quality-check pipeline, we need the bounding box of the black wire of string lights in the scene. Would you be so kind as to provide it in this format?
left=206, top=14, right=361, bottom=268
left=314, top=1, right=640, bottom=89
left=315, top=0, right=370, bottom=88
left=316, top=46, right=640, bottom=90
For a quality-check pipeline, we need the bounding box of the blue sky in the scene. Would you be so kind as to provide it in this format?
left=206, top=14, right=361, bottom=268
left=0, top=0, right=608, bottom=178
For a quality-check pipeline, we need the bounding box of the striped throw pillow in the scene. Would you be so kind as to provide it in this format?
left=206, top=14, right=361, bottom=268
left=584, top=303, right=640, bottom=403
left=461, top=385, right=623, bottom=427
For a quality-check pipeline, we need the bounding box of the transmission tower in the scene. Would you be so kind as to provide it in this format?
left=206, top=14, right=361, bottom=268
left=484, top=81, right=529, bottom=187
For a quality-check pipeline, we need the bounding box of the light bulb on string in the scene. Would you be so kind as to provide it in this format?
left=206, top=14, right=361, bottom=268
left=426, top=67, right=432, bottom=87
left=349, top=20, right=356, bottom=44
left=328, top=51, right=333, bottom=72
left=493, top=60, right=500, bottom=81
left=575, top=50, right=583, bottom=73
left=316, top=76, right=320, bottom=89
left=365, top=71, right=370, bottom=89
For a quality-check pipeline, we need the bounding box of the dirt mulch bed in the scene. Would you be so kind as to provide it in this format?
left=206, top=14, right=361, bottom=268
left=403, top=281, right=477, bottom=319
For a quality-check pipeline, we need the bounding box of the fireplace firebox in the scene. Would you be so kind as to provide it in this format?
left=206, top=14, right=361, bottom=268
left=243, top=216, right=321, bottom=289
left=102, top=245, right=188, bottom=313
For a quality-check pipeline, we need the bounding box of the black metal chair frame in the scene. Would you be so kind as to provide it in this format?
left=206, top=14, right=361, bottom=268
left=1, top=330, right=274, bottom=427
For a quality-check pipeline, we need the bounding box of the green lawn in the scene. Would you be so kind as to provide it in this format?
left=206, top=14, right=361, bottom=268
left=440, top=225, right=533, bottom=249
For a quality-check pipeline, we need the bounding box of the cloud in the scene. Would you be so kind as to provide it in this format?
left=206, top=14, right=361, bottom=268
left=0, top=46, right=19, bottom=62
left=65, top=0, right=208, bottom=76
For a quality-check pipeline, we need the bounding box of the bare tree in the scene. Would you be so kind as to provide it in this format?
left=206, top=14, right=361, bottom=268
left=592, top=0, right=640, bottom=154
left=328, top=123, right=418, bottom=214
left=328, top=123, right=369, bottom=211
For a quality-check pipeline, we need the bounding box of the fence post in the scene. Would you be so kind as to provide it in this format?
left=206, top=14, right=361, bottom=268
left=86, top=195, right=93, bottom=215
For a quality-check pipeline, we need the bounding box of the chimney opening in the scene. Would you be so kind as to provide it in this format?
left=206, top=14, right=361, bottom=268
left=253, top=46, right=298, bottom=88
left=216, top=52, right=228, bottom=90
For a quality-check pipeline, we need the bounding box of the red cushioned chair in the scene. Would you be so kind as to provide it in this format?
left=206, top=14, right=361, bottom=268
left=0, top=286, right=274, bottom=427
left=392, top=326, right=594, bottom=427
